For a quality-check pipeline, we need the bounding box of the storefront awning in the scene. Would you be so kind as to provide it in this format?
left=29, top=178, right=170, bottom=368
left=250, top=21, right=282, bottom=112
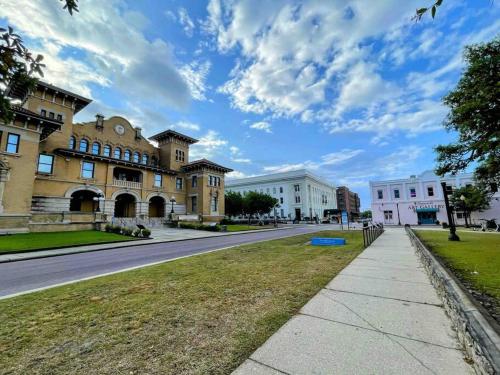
left=416, top=208, right=439, bottom=213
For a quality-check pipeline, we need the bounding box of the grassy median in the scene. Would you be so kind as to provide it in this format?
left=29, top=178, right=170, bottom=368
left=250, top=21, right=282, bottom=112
left=415, top=230, right=500, bottom=320
left=0, top=230, right=363, bottom=374
left=0, top=230, right=135, bottom=254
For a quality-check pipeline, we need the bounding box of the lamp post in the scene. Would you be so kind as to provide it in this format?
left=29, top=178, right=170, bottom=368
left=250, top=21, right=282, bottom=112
left=396, top=202, right=401, bottom=226
left=170, top=196, right=176, bottom=214
left=460, top=194, right=469, bottom=228
left=274, top=203, right=280, bottom=228
left=93, top=193, right=104, bottom=212
left=441, top=182, right=460, bottom=241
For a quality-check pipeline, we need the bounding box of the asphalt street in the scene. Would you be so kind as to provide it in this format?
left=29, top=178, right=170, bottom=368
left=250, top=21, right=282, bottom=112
left=0, top=225, right=331, bottom=298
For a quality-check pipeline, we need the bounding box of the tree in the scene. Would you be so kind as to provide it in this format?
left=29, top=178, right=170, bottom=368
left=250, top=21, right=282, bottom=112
left=0, top=0, right=78, bottom=123
left=435, top=38, right=500, bottom=190
left=242, top=191, right=278, bottom=224
left=224, top=191, right=244, bottom=217
left=450, top=185, right=490, bottom=227
left=413, top=0, right=444, bottom=21
left=360, top=210, right=372, bottom=219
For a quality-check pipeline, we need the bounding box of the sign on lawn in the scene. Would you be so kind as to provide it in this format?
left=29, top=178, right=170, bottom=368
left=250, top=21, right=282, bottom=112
left=311, top=237, right=346, bottom=246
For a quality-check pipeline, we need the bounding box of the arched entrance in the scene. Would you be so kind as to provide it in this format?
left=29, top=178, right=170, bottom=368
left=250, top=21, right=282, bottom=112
left=70, top=190, right=98, bottom=212
left=149, top=196, right=165, bottom=217
left=114, top=193, right=136, bottom=218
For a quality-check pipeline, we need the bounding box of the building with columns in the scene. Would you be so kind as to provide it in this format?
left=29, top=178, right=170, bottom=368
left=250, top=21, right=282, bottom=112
left=226, top=169, right=337, bottom=220
left=0, top=81, right=232, bottom=233
left=370, top=170, right=500, bottom=226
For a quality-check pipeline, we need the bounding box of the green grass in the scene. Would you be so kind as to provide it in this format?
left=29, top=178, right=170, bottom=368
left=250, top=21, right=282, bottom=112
left=415, top=230, right=500, bottom=309
left=0, top=231, right=363, bottom=374
left=224, top=224, right=274, bottom=232
left=0, top=231, right=135, bottom=254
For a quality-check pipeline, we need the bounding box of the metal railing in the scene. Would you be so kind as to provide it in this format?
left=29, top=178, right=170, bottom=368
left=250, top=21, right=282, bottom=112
left=112, top=179, right=142, bottom=189
left=362, top=223, right=384, bottom=247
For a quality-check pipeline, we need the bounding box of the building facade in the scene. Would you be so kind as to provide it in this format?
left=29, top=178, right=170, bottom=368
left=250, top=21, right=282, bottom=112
left=225, top=169, right=337, bottom=220
left=0, top=81, right=231, bottom=233
left=336, top=186, right=361, bottom=219
left=370, top=170, right=500, bottom=226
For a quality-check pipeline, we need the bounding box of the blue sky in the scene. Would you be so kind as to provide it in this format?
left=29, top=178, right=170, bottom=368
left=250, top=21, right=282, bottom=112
left=1, top=0, right=498, bottom=209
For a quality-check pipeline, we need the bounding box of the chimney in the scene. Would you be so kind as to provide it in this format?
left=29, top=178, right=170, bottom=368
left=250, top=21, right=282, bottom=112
left=135, top=127, right=142, bottom=139
left=95, top=114, right=104, bottom=130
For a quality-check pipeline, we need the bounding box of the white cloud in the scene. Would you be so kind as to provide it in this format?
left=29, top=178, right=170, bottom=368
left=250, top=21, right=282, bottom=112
left=249, top=121, right=272, bottom=133
left=227, top=170, right=252, bottom=179
left=232, top=158, right=252, bottom=164
left=171, top=121, right=200, bottom=132
left=190, top=130, right=228, bottom=159
left=178, top=7, right=195, bottom=37
left=179, top=60, right=211, bottom=101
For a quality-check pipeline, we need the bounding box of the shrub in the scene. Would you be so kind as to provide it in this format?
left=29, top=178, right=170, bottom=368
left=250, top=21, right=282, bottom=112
left=220, top=218, right=234, bottom=225
left=112, top=225, right=122, bottom=234
left=132, top=229, right=141, bottom=237
left=442, top=222, right=449, bottom=228
left=142, top=228, right=151, bottom=238
left=122, top=227, right=133, bottom=236
left=179, top=222, right=197, bottom=229
left=104, top=223, right=113, bottom=233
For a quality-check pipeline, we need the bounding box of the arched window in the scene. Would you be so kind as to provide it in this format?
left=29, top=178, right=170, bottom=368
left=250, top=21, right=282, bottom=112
left=142, top=153, right=148, bottom=165
left=123, top=149, right=131, bottom=161
left=151, top=156, right=158, bottom=166
left=69, top=136, right=76, bottom=149
left=133, top=151, right=140, bottom=163
left=114, top=147, right=122, bottom=159
left=91, top=142, right=100, bottom=155
left=103, top=145, right=111, bottom=157
left=79, top=139, right=89, bottom=152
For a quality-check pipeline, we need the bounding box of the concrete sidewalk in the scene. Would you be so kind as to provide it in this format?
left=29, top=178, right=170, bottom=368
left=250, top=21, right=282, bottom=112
left=234, top=227, right=473, bottom=374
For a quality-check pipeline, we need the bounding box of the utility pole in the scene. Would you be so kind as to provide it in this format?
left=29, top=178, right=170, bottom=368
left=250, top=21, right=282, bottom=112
left=441, top=182, right=460, bottom=241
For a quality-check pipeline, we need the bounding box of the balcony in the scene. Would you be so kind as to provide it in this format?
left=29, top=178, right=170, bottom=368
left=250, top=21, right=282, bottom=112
left=113, top=179, right=142, bottom=189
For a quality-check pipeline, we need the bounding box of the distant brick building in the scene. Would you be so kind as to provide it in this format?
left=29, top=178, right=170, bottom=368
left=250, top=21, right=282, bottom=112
left=336, top=186, right=361, bottom=219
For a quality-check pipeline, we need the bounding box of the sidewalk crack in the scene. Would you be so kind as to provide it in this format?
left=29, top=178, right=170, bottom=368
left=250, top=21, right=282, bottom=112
left=324, top=288, right=443, bottom=307
left=247, top=358, right=291, bottom=374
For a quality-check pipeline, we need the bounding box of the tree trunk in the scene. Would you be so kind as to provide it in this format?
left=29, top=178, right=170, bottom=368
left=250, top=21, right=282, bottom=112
left=464, top=211, right=469, bottom=228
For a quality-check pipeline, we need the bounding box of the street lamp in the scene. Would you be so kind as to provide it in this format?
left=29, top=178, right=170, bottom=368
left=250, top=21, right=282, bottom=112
left=273, top=203, right=280, bottom=228
left=93, top=193, right=104, bottom=212
left=170, top=196, right=176, bottom=214
left=441, top=182, right=460, bottom=241
left=460, top=194, right=469, bottom=228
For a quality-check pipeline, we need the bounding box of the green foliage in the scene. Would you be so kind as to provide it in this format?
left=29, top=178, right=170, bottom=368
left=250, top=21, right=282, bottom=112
left=179, top=222, right=221, bottom=232
left=360, top=210, right=372, bottom=219
left=413, top=0, right=443, bottom=21
left=122, top=227, right=133, bottom=236
left=104, top=224, right=113, bottom=233
left=111, top=225, right=122, bottom=234
left=243, top=191, right=279, bottom=217
left=435, top=38, right=500, bottom=188
left=225, top=191, right=244, bottom=217
left=450, top=185, right=490, bottom=213
left=142, top=228, right=151, bottom=238
left=220, top=218, right=235, bottom=225
left=132, top=228, right=141, bottom=237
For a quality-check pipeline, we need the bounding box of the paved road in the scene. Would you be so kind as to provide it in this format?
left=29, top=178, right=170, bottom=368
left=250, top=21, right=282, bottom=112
left=0, top=225, right=331, bottom=298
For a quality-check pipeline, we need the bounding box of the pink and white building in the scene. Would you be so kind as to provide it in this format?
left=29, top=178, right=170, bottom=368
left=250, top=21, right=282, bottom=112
left=370, top=170, right=500, bottom=226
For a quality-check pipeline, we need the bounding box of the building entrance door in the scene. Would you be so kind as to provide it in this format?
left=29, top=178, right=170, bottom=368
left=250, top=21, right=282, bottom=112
left=383, top=210, right=393, bottom=224
left=295, top=208, right=301, bottom=221
left=418, top=211, right=437, bottom=224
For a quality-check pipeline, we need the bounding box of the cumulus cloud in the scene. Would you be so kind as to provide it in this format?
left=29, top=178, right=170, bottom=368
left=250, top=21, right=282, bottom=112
left=249, top=121, right=272, bottom=133
left=190, top=130, right=228, bottom=159
left=178, top=7, right=195, bottom=37
left=179, top=60, right=211, bottom=101
left=171, top=121, right=201, bottom=132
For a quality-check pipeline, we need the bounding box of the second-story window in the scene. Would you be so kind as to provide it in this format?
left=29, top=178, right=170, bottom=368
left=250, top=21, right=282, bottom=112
left=81, top=161, right=95, bottom=179
left=377, top=190, right=383, bottom=199
left=133, top=151, right=140, bottom=163
left=151, top=156, right=158, bottom=166
left=92, top=142, right=100, bottom=155
left=280, top=187, right=283, bottom=193
left=103, top=145, right=111, bottom=157
left=209, top=175, right=221, bottom=187
left=394, top=189, right=400, bottom=199
left=40, top=109, right=47, bottom=117
left=154, top=174, right=162, bottom=187
left=142, top=153, right=149, bottom=165
left=123, top=149, right=131, bottom=161
left=69, top=136, right=76, bottom=149
left=114, top=147, right=122, bottom=159
left=37, top=154, right=54, bottom=174
left=79, top=139, right=89, bottom=152
left=175, top=149, right=185, bottom=162
left=427, top=186, right=434, bottom=197
left=410, top=188, right=417, bottom=198
left=192, top=175, right=198, bottom=188
left=294, top=184, right=300, bottom=192
left=56, top=114, right=63, bottom=121
left=176, top=177, right=183, bottom=190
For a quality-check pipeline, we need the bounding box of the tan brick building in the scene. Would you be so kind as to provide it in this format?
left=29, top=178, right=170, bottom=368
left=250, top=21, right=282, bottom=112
left=0, top=81, right=232, bottom=233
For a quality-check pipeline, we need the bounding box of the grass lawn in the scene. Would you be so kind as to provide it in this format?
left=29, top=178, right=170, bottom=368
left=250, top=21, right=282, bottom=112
left=0, top=230, right=363, bottom=374
left=224, top=224, right=275, bottom=232
left=0, top=230, right=135, bottom=254
left=415, top=230, right=500, bottom=319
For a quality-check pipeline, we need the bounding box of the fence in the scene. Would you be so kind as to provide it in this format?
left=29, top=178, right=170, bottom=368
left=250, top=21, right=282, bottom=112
left=362, top=223, right=384, bottom=247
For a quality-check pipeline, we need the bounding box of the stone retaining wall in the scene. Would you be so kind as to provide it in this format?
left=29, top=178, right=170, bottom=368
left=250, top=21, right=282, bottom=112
left=406, top=227, right=500, bottom=374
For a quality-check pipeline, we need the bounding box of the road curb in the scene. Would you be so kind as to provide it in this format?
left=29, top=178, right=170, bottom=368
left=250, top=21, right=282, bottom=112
left=406, top=227, right=500, bottom=374
left=0, top=227, right=293, bottom=264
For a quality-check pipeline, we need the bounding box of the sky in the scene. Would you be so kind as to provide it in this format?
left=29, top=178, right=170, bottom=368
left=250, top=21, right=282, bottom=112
left=0, top=0, right=498, bottom=210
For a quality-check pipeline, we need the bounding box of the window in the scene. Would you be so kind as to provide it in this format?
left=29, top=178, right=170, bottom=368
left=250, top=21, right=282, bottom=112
left=266, top=188, right=270, bottom=193
left=6, top=133, right=20, bottom=153
left=295, top=196, right=301, bottom=203
left=176, top=177, right=183, bottom=190
left=151, top=156, right=158, bottom=166
left=37, top=154, right=54, bottom=174
left=123, top=149, right=131, bottom=161
left=456, top=212, right=464, bottom=219
left=377, top=189, right=383, bottom=199
left=69, top=136, right=76, bottom=149
left=280, top=197, right=284, bottom=204
left=91, top=142, right=100, bottom=155
left=273, top=187, right=276, bottom=194
left=427, top=186, right=434, bottom=197
left=294, top=184, right=300, bottom=192
left=154, top=173, right=162, bottom=187
left=209, top=175, right=220, bottom=187
left=445, top=185, right=453, bottom=194
left=103, top=145, right=111, bottom=157
left=280, top=187, right=283, bottom=193
left=48, top=112, right=55, bottom=119
left=142, top=153, right=148, bottom=165
left=191, top=196, right=197, bottom=212
left=410, top=188, right=416, bottom=198
left=133, top=152, right=140, bottom=163
left=192, top=175, right=198, bottom=188
left=211, top=195, right=218, bottom=212
left=40, top=109, right=47, bottom=117
left=79, top=139, right=89, bottom=152
left=81, top=161, right=95, bottom=179
left=56, top=114, right=63, bottom=121
left=114, top=147, right=122, bottom=159
left=394, top=189, right=400, bottom=199
left=175, top=149, right=185, bottom=162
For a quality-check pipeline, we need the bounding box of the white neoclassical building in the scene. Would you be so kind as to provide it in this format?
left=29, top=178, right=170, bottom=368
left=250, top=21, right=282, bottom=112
left=226, top=169, right=337, bottom=220
left=370, top=170, right=500, bottom=226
